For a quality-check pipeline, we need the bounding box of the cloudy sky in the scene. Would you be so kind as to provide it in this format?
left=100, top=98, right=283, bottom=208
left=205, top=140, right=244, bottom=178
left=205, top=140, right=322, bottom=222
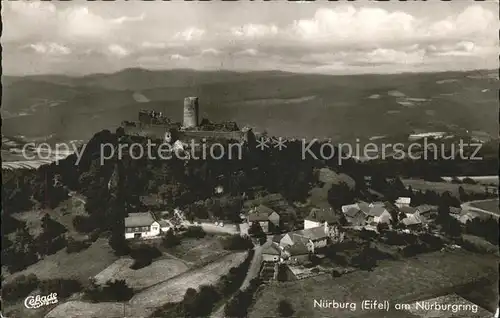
left=2, top=0, right=498, bottom=75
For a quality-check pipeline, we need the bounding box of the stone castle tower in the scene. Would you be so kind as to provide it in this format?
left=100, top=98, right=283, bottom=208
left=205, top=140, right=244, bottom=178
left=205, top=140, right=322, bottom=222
left=183, top=97, right=199, bottom=129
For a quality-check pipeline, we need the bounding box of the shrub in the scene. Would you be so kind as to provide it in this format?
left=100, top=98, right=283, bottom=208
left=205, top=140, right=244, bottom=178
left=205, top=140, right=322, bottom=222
left=278, top=299, right=295, bottom=317
left=66, top=239, right=91, bottom=254
left=2, top=274, right=40, bottom=302
left=221, top=235, right=253, bottom=251
left=162, top=229, right=181, bottom=248
left=183, top=226, right=206, bottom=239
left=462, top=177, right=477, bottom=185
left=331, top=269, right=342, bottom=277
left=39, top=279, right=83, bottom=299
left=85, top=279, right=134, bottom=302
left=129, top=244, right=162, bottom=270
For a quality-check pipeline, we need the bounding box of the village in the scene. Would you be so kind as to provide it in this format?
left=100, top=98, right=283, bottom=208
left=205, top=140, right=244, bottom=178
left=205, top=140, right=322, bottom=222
left=122, top=189, right=476, bottom=283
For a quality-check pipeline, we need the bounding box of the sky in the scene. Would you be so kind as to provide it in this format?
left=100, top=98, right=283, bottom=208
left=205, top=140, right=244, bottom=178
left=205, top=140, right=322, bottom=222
left=2, top=0, right=499, bottom=75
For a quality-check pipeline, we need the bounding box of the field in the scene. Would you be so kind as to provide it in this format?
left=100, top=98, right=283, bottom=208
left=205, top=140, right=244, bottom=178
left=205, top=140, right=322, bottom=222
left=469, top=199, right=500, bottom=215
left=401, top=179, right=488, bottom=197
left=248, top=249, right=498, bottom=318
left=4, top=238, right=117, bottom=284
left=130, top=252, right=247, bottom=309
left=46, top=252, right=247, bottom=318
left=441, top=176, right=499, bottom=185
left=93, top=257, right=190, bottom=290
left=165, top=235, right=230, bottom=264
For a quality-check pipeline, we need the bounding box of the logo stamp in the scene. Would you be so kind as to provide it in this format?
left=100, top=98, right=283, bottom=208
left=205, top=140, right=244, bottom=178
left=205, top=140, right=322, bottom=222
left=24, top=293, right=58, bottom=309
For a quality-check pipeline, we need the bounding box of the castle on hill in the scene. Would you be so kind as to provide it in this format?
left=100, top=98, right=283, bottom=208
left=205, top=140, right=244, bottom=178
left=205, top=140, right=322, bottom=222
left=121, top=97, right=255, bottom=144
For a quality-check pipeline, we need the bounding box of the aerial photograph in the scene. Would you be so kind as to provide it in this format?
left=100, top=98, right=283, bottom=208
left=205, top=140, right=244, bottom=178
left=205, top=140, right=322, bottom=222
left=1, top=1, right=499, bottom=318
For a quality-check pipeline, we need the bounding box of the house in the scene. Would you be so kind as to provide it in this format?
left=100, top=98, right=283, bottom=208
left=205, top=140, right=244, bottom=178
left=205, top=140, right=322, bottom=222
left=399, top=206, right=417, bottom=217
left=369, top=201, right=385, bottom=208
left=280, top=222, right=343, bottom=253
left=247, top=205, right=280, bottom=233
left=341, top=204, right=359, bottom=214
left=124, top=212, right=161, bottom=239
left=262, top=244, right=281, bottom=262
left=449, top=207, right=462, bottom=215
left=344, top=208, right=366, bottom=226
left=415, top=205, right=438, bottom=218
left=304, top=205, right=338, bottom=229
left=283, top=242, right=310, bottom=263
left=272, top=234, right=285, bottom=246
left=158, top=219, right=174, bottom=233
left=365, top=206, right=388, bottom=223
left=377, top=211, right=392, bottom=224
left=458, top=212, right=480, bottom=224
left=401, top=214, right=422, bottom=228
left=395, top=197, right=411, bottom=208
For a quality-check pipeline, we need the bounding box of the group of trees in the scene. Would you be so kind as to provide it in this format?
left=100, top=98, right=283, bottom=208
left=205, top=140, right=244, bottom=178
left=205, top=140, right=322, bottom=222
left=224, top=277, right=262, bottom=318
left=2, top=274, right=82, bottom=303
left=84, top=279, right=134, bottom=302
left=2, top=213, right=69, bottom=274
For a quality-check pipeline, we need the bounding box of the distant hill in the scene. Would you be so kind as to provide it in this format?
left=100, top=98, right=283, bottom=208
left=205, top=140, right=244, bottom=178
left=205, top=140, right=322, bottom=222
left=2, top=68, right=498, bottom=142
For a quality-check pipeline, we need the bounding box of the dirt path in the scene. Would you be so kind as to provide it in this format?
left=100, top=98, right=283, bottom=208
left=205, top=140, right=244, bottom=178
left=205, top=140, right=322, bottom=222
left=211, top=243, right=265, bottom=318
left=461, top=199, right=500, bottom=218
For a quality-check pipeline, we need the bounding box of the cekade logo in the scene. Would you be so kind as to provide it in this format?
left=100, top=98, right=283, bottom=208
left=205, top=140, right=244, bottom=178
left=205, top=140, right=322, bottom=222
left=24, top=293, right=58, bottom=309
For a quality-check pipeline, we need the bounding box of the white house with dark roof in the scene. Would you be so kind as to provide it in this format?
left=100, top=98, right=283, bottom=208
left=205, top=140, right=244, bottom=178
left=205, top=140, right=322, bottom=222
left=395, top=197, right=411, bottom=208
left=304, top=205, right=339, bottom=229
left=124, top=212, right=161, bottom=239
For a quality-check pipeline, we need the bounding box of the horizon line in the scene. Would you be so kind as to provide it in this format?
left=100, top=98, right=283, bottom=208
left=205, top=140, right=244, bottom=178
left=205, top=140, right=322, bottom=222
left=3, top=66, right=497, bottom=79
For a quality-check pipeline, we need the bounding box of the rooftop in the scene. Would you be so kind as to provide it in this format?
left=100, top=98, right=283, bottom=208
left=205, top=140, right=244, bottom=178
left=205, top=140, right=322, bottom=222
left=262, top=244, right=281, bottom=256
left=286, top=242, right=309, bottom=256
left=248, top=205, right=277, bottom=222
left=296, top=225, right=328, bottom=241
left=125, top=212, right=156, bottom=227
left=306, top=206, right=339, bottom=224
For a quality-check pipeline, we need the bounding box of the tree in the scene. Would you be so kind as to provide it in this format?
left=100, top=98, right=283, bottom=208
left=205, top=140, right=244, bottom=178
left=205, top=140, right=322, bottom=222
left=327, top=182, right=355, bottom=210
left=277, top=264, right=288, bottom=282
left=221, top=235, right=253, bottom=251
left=162, top=229, right=181, bottom=248
left=278, top=300, right=295, bottom=317
left=458, top=186, right=468, bottom=202
left=248, top=222, right=267, bottom=245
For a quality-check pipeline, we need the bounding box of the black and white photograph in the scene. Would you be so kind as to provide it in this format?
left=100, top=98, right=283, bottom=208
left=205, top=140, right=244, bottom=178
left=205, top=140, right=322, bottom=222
left=1, top=1, right=499, bottom=318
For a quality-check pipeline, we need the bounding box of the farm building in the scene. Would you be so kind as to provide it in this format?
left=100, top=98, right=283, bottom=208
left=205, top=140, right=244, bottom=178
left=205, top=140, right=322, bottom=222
left=124, top=212, right=161, bottom=239
left=304, top=205, right=339, bottom=229
left=343, top=208, right=366, bottom=226
left=395, top=197, right=411, bottom=208
left=262, top=244, right=281, bottom=262
left=415, top=204, right=439, bottom=218
left=280, top=222, right=344, bottom=253
left=247, top=205, right=280, bottom=233
left=399, top=205, right=417, bottom=216
left=283, top=243, right=310, bottom=263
